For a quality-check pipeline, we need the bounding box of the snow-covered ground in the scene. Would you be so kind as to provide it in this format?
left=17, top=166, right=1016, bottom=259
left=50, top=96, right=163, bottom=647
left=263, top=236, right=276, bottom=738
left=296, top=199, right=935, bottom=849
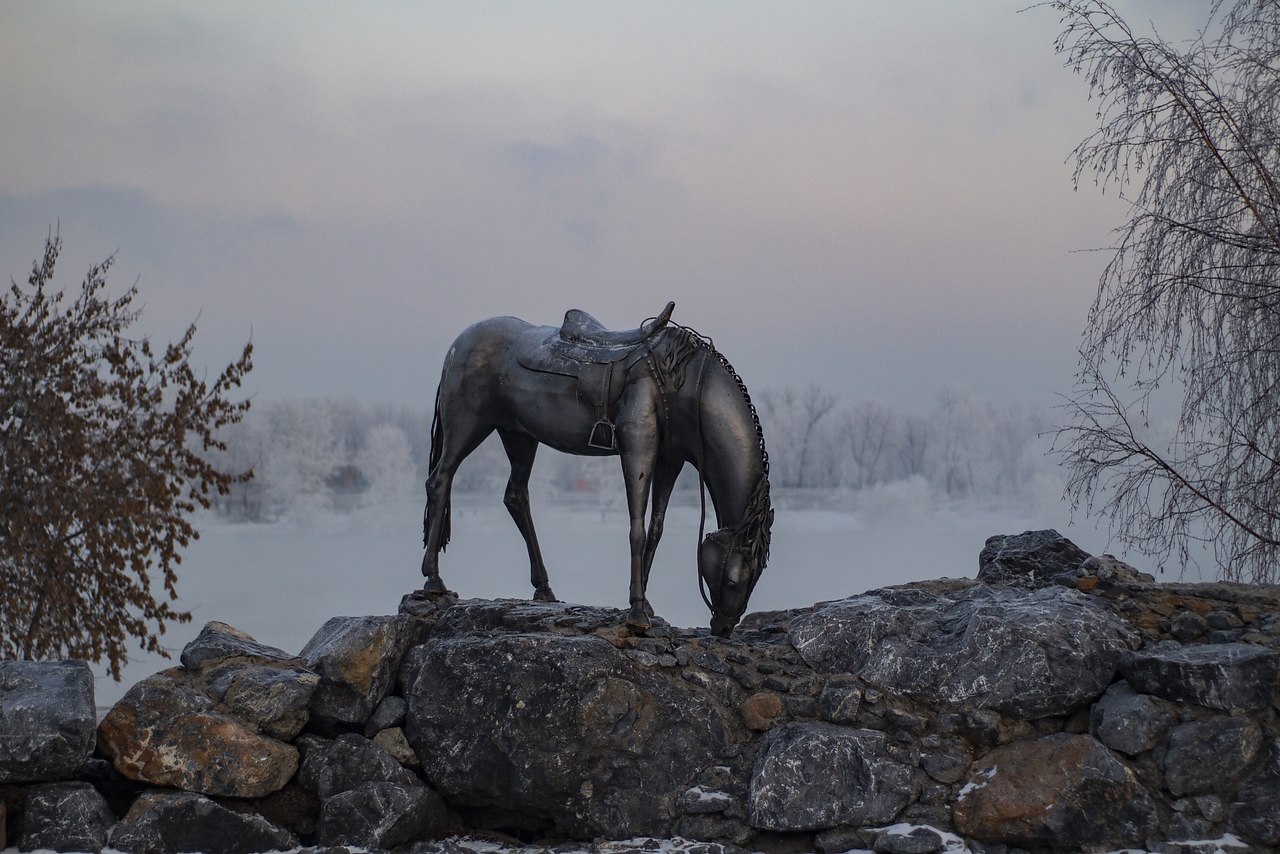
left=90, top=478, right=1148, bottom=707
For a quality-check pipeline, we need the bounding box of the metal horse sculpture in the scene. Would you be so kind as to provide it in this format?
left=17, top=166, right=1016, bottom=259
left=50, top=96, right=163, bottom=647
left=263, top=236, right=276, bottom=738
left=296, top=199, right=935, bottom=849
left=420, top=301, right=773, bottom=637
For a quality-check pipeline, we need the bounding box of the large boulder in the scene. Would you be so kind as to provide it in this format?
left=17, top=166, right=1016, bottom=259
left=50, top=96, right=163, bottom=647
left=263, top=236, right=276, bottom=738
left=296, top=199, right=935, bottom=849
left=18, top=781, right=115, bottom=853
left=1230, top=738, right=1280, bottom=847
left=404, top=631, right=732, bottom=838
left=314, top=781, right=456, bottom=848
left=953, top=733, right=1157, bottom=851
left=0, top=660, right=96, bottom=783
left=301, top=615, right=423, bottom=728
left=1120, top=642, right=1279, bottom=710
left=108, top=791, right=294, bottom=854
left=1089, top=680, right=1176, bottom=756
left=746, top=722, right=912, bottom=831
left=1163, top=716, right=1263, bottom=797
left=97, top=669, right=298, bottom=798
left=788, top=584, right=1138, bottom=718
left=296, top=732, right=421, bottom=798
left=977, top=529, right=1091, bottom=585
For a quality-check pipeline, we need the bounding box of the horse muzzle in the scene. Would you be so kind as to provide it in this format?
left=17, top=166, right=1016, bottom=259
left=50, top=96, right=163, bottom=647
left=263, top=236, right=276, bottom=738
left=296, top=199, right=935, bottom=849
left=710, top=614, right=738, bottom=638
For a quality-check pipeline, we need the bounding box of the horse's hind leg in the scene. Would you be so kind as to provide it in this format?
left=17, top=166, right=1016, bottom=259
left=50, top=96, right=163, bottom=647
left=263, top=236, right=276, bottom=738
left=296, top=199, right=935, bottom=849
left=421, top=415, right=493, bottom=595
left=498, top=429, right=556, bottom=602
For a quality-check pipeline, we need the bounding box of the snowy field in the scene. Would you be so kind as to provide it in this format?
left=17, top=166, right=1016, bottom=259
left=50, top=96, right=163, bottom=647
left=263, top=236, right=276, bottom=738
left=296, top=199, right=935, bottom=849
left=90, top=477, right=1145, bottom=707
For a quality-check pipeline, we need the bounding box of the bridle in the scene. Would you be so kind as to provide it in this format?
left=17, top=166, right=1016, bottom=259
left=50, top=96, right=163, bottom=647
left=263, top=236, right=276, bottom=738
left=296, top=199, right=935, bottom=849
left=638, top=321, right=769, bottom=622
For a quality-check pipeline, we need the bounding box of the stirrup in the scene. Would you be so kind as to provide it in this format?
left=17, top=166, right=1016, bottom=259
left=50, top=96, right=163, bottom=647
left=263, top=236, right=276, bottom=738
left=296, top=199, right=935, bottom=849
left=588, top=418, right=617, bottom=450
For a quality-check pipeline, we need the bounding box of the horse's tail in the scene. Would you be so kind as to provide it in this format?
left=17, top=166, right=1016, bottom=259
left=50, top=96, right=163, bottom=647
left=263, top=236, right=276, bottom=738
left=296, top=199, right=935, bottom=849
left=423, top=382, right=451, bottom=551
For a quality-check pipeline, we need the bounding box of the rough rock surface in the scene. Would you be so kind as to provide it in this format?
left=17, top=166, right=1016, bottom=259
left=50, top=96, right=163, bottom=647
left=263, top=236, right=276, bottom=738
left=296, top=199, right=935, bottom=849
left=97, top=669, right=298, bottom=798
left=301, top=614, right=422, bottom=727
left=977, top=529, right=1091, bottom=585
left=18, top=781, right=115, bottom=853
left=405, top=626, right=732, bottom=838
left=0, top=660, right=96, bottom=783
left=314, top=781, right=455, bottom=848
left=952, top=733, right=1157, bottom=850
left=180, top=621, right=298, bottom=670
left=1121, top=642, right=1279, bottom=710
left=1089, top=680, right=1176, bottom=756
left=787, top=584, right=1138, bottom=718
left=108, top=791, right=295, bottom=854
left=296, top=732, right=421, bottom=798
left=1163, top=716, right=1263, bottom=797
left=747, top=722, right=912, bottom=830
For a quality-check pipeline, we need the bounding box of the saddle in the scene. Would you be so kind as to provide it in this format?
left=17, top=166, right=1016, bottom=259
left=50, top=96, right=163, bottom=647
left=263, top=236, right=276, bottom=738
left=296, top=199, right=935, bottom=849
left=518, top=301, right=675, bottom=449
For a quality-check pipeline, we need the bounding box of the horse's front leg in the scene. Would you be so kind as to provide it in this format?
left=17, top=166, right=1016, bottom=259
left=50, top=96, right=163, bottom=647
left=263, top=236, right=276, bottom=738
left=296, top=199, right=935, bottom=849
left=617, top=400, right=659, bottom=631
left=639, top=457, right=682, bottom=616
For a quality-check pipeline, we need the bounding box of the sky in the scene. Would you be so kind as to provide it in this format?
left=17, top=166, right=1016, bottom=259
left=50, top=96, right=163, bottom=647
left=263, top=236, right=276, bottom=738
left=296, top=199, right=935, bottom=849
left=1, top=1, right=1199, bottom=414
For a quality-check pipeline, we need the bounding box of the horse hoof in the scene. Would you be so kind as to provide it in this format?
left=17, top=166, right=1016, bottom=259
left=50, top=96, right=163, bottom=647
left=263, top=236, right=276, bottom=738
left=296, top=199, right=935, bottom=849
left=533, top=586, right=558, bottom=603
left=422, top=577, right=451, bottom=597
left=626, top=607, right=651, bottom=632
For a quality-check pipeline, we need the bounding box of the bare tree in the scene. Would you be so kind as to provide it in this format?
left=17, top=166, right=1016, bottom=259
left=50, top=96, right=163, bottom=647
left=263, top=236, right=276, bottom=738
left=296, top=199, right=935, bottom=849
left=1051, top=1, right=1280, bottom=581
left=0, top=235, right=253, bottom=678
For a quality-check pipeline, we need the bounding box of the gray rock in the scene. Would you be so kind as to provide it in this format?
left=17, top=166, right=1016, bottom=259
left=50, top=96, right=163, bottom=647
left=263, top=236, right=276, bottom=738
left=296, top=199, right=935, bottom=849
left=364, top=694, right=408, bottom=737
left=920, top=751, right=968, bottom=784
left=301, top=614, right=423, bottom=727
left=977, top=529, right=1090, bottom=585
left=1164, top=716, right=1262, bottom=796
left=314, top=781, right=454, bottom=847
left=18, top=782, right=115, bottom=853
left=789, top=585, right=1137, bottom=718
left=404, top=632, right=731, bottom=838
left=1170, top=611, right=1209, bottom=643
left=817, top=676, right=861, bottom=724
left=373, top=726, right=420, bottom=767
left=1089, top=680, right=1176, bottom=756
left=109, top=791, right=294, bottom=854
left=297, top=732, right=421, bottom=798
left=1079, top=553, right=1154, bottom=583
left=0, top=660, right=96, bottom=783
left=747, top=722, right=912, bottom=831
left=180, top=621, right=297, bottom=670
left=873, top=825, right=944, bottom=854
left=210, top=664, right=319, bottom=740
left=1120, top=642, right=1279, bottom=710
left=953, top=733, right=1157, bottom=850
left=1230, top=738, right=1280, bottom=847
left=98, top=669, right=298, bottom=798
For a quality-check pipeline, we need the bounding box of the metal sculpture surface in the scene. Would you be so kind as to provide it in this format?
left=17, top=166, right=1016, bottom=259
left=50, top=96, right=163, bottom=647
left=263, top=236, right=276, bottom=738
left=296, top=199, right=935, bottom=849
left=420, top=301, right=773, bottom=636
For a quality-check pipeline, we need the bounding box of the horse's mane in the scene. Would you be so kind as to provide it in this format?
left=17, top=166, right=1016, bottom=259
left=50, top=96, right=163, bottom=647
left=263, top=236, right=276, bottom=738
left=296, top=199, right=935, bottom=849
left=657, top=324, right=773, bottom=575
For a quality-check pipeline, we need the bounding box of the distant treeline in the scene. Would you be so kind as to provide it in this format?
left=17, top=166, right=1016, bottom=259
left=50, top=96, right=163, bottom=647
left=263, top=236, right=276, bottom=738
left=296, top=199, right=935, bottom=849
left=204, top=387, right=1057, bottom=521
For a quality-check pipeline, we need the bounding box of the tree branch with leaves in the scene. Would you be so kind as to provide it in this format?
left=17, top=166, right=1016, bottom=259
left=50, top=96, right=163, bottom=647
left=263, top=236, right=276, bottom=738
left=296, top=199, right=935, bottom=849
left=0, top=233, right=253, bottom=678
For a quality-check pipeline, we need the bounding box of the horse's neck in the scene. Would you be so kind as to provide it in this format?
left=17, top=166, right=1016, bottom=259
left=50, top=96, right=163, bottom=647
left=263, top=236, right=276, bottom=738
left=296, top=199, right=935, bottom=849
left=687, top=356, right=765, bottom=528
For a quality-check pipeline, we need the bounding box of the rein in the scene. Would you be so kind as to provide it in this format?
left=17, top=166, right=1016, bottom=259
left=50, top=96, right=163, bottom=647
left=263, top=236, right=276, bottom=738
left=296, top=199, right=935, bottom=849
left=639, top=321, right=771, bottom=619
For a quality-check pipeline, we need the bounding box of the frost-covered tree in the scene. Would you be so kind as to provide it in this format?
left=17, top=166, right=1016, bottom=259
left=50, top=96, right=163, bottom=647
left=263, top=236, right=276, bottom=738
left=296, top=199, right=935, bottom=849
left=0, top=235, right=253, bottom=678
left=1051, top=1, right=1280, bottom=581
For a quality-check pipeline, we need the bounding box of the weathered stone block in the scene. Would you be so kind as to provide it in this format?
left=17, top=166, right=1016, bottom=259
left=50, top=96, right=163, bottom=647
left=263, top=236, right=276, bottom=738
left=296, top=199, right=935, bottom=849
left=747, top=722, right=912, bottom=831
left=1089, top=680, right=1176, bottom=756
left=953, top=733, right=1156, bottom=850
left=1164, top=716, right=1263, bottom=797
left=302, top=614, right=422, bottom=727
left=1121, top=642, right=1279, bottom=710
left=97, top=669, right=297, bottom=798
left=297, top=732, right=421, bottom=798
left=789, top=585, right=1137, bottom=718
left=314, top=781, right=454, bottom=848
left=977, top=529, right=1090, bottom=585
left=0, top=660, right=96, bottom=783
left=1229, top=738, right=1280, bottom=847
left=180, top=620, right=297, bottom=670
left=108, top=791, right=294, bottom=854
left=18, top=782, right=115, bottom=853
left=405, top=632, right=730, bottom=838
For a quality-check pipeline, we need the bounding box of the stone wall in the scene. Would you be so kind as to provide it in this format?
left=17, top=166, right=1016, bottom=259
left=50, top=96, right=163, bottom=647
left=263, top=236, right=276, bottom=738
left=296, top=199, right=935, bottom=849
left=1, top=530, right=1278, bottom=854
